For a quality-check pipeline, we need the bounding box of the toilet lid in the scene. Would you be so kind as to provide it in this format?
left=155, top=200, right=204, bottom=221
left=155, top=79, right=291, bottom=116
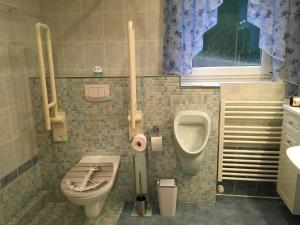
left=61, top=162, right=113, bottom=198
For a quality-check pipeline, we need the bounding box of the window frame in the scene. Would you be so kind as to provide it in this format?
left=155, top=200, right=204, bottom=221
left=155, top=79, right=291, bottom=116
left=182, top=50, right=273, bottom=86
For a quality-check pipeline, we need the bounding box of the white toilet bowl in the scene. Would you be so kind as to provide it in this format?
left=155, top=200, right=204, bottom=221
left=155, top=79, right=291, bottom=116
left=173, top=111, right=211, bottom=173
left=61, top=155, right=120, bottom=219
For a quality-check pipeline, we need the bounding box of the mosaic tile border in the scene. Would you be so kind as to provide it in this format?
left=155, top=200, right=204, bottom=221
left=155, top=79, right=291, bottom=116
left=0, top=155, right=38, bottom=188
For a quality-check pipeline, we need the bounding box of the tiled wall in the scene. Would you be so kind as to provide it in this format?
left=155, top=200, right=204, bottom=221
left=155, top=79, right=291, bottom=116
left=31, top=76, right=220, bottom=203
left=39, top=0, right=164, bottom=77
left=0, top=0, right=42, bottom=224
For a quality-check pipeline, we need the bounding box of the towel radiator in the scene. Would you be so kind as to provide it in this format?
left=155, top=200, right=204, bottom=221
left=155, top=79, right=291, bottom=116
left=35, top=23, right=67, bottom=142
left=218, top=100, right=284, bottom=183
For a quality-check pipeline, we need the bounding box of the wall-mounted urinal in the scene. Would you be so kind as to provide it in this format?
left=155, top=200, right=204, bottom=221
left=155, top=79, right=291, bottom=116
left=173, top=111, right=211, bottom=173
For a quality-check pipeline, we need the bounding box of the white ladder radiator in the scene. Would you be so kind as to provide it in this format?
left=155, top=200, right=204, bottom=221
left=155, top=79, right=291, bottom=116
left=218, top=100, right=284, bottom=183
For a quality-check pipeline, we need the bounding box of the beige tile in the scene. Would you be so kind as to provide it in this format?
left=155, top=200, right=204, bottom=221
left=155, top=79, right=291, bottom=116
left=61, top=14, right=83, bottom=42
left=147, top=0, right=164, bottom=11
left=0, top=43, right=11, bottom=75
left=82, top=13, right=103, bottom=41
left=0, top=78, right=8, bottom=109
left=125, top=12, right=147, bottom=40
left=0, top=109, right=12, bottom=144
left=81, top=0, right=102, bottom=13
left=135, top=41, right=148, bottom=70
left=0, top=141, right=17, bottom=179
left=14, top=133, right=34, bottom=166
left=148, top=41, right=163, bottom=72
left=103, top=0, right=124, bottom=13
left=105, top=42, right=127, bottom=70
left=5, top=75, right=28, bottom=106
left=0, top=13, right=14, bottom=41
left=103, top=13, right=125, bottom=41
left=53, top=43, right=65, bottom=70
left=124, top=0, right=146, bottom=12
left=84, top=42, right=106, bottom=71
left=59, top=0, right=81, bottom=14
left=42, top=15, right=63, bottom=42
left=9, top=104, right=30, bottom=137
left=64, top=42, right=85, bottom=69
left=147, top=12, right=164, bottom=40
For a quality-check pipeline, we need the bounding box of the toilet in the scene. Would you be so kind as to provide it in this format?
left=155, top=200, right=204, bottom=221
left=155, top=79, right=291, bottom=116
left=61, top=155, right=120, bottom=219
left=173, top=111, right=211, bottom=173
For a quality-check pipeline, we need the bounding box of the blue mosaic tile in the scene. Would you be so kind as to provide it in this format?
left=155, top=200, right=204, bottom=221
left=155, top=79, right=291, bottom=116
left=1, top=170, right=17, bottom=187
left=18, top=160, right=33, bottom=176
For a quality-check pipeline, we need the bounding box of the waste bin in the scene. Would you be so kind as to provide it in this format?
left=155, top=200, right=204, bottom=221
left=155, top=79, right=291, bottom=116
left=158, top=179, right=177, bottom=216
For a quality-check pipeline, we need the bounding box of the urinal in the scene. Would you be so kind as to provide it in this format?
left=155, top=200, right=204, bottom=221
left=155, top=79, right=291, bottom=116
left=173, top=111, right=211, bottom=173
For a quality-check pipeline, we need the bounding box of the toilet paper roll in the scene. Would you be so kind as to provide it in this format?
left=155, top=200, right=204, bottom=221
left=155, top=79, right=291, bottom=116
left=132, top=134, right=147, bottom=153
left=151, top=136, right=163, bottom=152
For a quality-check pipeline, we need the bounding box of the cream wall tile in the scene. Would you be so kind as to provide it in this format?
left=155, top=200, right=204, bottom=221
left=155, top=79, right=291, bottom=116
left=60, top=0, right=81, bottom=14
left=82, top=13, right=103, bottom=41
left=125, top=12, right=147, bottom=40
left=14, top=133, right=34, bottom=166
left=0, top=109, right=12, bottom=144
left=42, top=15, right=63, bottom=42
left=135, top=41, right=148, bottom=70
left=147, top=0, right=164, bottom=11
left=9, top=104, right=30, bottom=137
left=0, top=78, right=8, bottom=109
left=53, top=43, right=65, bottom=70
left=0, top=14, right=14, bottom=41
left=103, top=13, right=125, bottom=41
left=105, top=42, right=127, bottom=70
left=103, top=0, right=124, bottom=13
left=147, top=12, right=164, bottom=40
left=61, top=14, right=83, bottom=42
left=0, top=141, right=17, bottom=178
left=124, top=0, right=146, bottom=12
left=64, top=43, right=85, bottom=69
left=81, top=0, right=102, bottom=13
left=84, top=42, right=106, bottom=71
left=148, top=41, right=163, bottom=73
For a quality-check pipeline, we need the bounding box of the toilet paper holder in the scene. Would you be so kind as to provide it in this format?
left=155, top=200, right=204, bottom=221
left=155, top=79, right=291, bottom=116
left=146, top=125, right=160, bottom=138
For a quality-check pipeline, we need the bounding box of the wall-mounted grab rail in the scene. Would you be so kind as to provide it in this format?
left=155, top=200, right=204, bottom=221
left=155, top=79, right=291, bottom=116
left=35, top=23, right=67, bottom=142
left=127, top=21, right=143, bottom=140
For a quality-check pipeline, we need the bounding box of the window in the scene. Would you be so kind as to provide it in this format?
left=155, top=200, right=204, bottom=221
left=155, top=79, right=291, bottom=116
left=184, top=0, right=272, bottom=85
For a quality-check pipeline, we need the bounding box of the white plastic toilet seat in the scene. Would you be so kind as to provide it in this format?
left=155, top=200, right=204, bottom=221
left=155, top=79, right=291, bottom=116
left=61, top=162, right=113, bottom=199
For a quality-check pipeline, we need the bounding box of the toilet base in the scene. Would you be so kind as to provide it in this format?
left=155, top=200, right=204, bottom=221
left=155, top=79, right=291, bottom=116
left=84, top=196, right=107, bottom=219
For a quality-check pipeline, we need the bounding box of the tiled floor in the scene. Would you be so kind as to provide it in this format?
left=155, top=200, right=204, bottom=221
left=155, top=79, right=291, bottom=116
left=118, top=196, right=300, bottom=225
left=28, top=196, right=300, bottom=225
left=28, top=201, right=124, bottom=225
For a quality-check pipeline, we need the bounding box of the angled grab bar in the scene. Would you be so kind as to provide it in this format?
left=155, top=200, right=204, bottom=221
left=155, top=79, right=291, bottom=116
left=35, top=23, right=67, bottom=142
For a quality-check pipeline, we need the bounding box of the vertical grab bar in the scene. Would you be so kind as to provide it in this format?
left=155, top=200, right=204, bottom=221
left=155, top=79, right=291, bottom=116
left=127, top=21, right=143, bottom=140
left=128, top=21, right=136, bottom=131
left=35, top=23, right=67, bottom=142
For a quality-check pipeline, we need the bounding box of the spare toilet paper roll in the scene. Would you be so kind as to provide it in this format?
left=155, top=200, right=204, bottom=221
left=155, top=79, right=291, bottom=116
left=132, top=134, right=147, bottom=153
left=151, top=136, right=163, bottom=152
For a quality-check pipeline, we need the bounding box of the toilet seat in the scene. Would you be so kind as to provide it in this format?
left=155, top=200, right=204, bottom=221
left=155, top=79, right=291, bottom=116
left=61, top=162, right=114, bottom=199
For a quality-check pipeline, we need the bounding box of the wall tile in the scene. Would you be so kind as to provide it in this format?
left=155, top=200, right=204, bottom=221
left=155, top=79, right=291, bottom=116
left=0, top=141, right=17, bottom=179
left=105, top=42, right=127, bottom=70
left=147, top=0, right=164, bottom=11
left=148, top=41, right=163, bottom=74
left=103, top=0, right=124, bottom=13
left=0, top=109, right=12, bottom=144
left=0, top=78, right=8, bottom=109
left=84, top=42, right=106, bottom=71
left=103, top=13, right=125, bottom=41
left=82, top=13, right=104, bottom=41
left=81, top=0, right=102, bottom=14
left=14, top=133, right=35, bottom=166
left=125, top=12, right=147, bottom=41
left=124, top=0, right=146, bottom=12
left=147, top=12, right=164, bottom=40
left=61, top=14, right=83, bottom=42
left=64, top=43, right=85, bottom=69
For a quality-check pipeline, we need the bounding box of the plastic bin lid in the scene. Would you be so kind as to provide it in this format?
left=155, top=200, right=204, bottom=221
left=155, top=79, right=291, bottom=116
left=160, top=179, right=176, bottom=187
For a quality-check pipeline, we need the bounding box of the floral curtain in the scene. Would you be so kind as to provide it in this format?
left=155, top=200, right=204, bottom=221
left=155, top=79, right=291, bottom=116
left=247, top=0, right=300, bottom=96
left=163, top=0, right=223, bottom=75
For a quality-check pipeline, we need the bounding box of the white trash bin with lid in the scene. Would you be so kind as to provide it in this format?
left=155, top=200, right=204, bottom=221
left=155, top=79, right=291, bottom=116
left=158, top=179, right=177, bottom=216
